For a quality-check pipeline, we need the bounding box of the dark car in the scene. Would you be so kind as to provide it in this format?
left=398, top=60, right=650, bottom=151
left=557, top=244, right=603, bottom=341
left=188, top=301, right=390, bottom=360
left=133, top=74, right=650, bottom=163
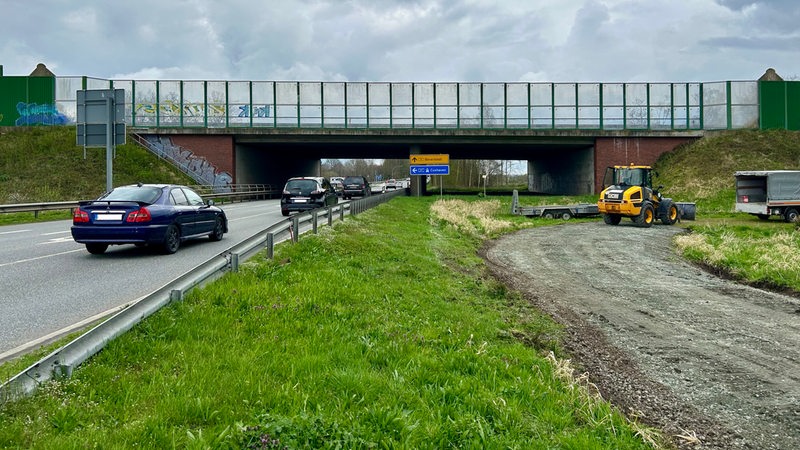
left=342, top=176, right=371, bottom=199
left=281, top=177, right=338, bottom=216
left=71, top=183, right=228, bottom=255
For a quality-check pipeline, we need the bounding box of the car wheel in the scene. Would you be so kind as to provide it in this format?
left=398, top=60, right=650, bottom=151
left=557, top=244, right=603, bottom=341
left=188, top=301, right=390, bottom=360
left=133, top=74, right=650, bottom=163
left=209, top=217, right=224, bottom=241
left=86, top=243, right=108, bottom=254
left=162, top=224, right=181, bottom=254
left=281, top=209, right=290, bottom=217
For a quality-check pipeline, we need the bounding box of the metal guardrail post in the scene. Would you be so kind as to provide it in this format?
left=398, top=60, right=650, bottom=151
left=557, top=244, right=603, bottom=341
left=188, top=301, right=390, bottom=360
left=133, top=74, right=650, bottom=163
left=312, top=211, right=318, bottom=234
left=292, top=216, right=299, bottom=242
left=328, top=207, right=333, bottom=227
left=266, top=232, right=274, bottom=259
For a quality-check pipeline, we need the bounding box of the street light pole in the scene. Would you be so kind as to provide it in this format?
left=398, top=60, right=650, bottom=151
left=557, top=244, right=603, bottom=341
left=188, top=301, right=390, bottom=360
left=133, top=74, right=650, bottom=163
left=482, top=174, right=487, bottom=197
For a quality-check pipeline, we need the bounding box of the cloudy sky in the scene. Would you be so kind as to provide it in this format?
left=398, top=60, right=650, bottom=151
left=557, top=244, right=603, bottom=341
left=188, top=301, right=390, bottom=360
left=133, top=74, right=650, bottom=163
left=2, top=0, right=798, bottom=83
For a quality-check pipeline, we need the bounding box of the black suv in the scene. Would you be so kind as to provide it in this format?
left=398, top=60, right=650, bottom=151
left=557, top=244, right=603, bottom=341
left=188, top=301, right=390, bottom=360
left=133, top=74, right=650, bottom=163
left=342, top=176, right=371, bottom=199
left=281, top=177, right=338, bottom=216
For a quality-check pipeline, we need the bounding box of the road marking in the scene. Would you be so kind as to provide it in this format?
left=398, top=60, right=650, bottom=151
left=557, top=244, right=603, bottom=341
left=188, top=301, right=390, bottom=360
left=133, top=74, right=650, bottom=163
left=42, top=230, right=71, bottom=236
left=0, top=229, right=29, bottom=235
left=39, top=237, right=75, bottom=244
left=0, top=248, right=84, bottom=268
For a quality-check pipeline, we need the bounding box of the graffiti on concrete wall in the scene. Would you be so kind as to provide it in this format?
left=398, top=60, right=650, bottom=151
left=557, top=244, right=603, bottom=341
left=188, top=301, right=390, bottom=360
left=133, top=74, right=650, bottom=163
left=15, top=102, right=69, bottom=126
left=142, top=135, right=232, bottom=189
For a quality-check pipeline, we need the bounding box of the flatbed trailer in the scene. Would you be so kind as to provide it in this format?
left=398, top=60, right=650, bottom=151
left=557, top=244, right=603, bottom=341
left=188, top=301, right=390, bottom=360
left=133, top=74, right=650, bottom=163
left=510, top=190, right=599, bottom=219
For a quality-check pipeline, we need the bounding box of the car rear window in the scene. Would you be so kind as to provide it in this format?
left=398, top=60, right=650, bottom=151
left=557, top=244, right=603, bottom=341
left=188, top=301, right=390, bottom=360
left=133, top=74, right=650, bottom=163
left=101, top=186, right=162, bottom=203
left=344, top=176, right=365, bottom=184
left=285, top=179, right=318, bottom=192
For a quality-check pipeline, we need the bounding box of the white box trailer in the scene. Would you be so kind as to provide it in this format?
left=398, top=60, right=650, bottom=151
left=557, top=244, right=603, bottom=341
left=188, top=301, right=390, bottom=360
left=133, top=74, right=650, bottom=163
left=735, top=170, right=800, bottom=222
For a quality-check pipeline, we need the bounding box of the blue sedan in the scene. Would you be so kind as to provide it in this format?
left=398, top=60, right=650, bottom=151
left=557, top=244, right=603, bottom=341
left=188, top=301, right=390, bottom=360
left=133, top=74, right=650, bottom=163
left=71, top=183, right=228, bottom=254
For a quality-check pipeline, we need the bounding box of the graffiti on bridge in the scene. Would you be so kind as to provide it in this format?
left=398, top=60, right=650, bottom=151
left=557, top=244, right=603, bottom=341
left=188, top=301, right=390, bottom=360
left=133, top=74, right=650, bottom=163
left=134, top=101, right=271, bottom=119
left=144, top=135, right=232, bottom=189
left=15, top=102, right=69, bottom=126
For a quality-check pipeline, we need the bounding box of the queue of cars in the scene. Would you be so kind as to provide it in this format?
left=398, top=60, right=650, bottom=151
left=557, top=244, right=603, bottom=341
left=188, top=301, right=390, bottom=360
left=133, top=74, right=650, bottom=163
left=71, top=175, right=398, bottom=255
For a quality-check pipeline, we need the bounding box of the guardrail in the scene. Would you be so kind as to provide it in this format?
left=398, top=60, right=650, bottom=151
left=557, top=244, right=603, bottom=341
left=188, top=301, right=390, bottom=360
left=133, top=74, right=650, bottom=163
left=0, top=185, right=275, bottom=218
left=0, top=188, right=406, bottom=404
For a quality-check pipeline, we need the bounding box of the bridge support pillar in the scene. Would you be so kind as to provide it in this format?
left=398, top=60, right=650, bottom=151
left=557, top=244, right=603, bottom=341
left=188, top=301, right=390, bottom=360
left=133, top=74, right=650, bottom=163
left=409, top=145, right=427, bottom=197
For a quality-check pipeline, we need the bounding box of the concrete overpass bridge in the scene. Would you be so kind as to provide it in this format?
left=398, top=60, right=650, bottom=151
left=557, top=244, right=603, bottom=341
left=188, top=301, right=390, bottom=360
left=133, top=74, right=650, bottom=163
left=4, top=70, right=797, bottom=194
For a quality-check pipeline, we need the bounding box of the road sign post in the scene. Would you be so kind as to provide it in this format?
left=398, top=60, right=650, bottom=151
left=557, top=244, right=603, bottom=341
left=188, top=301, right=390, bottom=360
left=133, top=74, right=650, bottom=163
left=77, top=89, right=126, bottom=192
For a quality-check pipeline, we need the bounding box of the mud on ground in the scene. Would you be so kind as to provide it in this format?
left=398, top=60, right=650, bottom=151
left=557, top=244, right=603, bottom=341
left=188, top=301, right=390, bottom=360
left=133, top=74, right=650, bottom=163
left=482, top=221, right=800, bottom=450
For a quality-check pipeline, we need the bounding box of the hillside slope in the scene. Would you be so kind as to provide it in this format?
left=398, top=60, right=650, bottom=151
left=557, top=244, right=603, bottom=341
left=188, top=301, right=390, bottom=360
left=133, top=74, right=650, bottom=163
left=653, top=129, right=800, bottom=212
left=0, top=127, right=192, bottom=203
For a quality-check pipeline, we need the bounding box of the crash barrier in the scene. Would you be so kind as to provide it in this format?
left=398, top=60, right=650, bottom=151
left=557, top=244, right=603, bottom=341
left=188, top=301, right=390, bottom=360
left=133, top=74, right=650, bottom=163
left=0, top=185, right=274, bottom=218
left=0, top=188, right=406, bottom=404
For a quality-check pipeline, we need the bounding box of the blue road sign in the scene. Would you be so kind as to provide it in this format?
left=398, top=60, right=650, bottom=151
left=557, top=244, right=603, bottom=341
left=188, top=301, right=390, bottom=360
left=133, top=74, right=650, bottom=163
left=410, top=165, right=450, bottom=175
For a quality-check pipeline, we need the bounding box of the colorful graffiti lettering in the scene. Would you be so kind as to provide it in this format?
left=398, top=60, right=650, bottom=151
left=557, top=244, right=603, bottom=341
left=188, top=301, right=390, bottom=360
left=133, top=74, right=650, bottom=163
left=15, top=102, right=69, bottom=126
left=135, top=101, right=227, bottom=117
left=237, top=105, right=271, bottom=118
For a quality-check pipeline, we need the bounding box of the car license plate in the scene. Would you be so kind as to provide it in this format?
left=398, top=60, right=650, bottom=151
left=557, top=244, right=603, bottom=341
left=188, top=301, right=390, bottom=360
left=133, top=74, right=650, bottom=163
left=293, top=199, right=308, bottom=203
left=96, top=213, right=123, bottom=221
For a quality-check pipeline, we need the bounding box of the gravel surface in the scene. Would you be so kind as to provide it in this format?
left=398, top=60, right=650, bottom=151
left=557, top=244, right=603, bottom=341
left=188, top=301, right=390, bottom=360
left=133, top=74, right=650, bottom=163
left=482, top=221, right=800, bottom=450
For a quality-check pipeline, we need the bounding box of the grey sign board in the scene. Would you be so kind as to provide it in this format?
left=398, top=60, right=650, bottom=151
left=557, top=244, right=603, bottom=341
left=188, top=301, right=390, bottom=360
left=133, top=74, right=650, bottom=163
left=76, top=123, right=127, bottom=147
left=76, top=89, right=126, bottom=147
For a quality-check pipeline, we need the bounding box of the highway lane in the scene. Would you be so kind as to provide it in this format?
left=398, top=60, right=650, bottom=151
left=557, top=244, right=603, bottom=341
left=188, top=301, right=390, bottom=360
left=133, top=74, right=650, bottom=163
left=0, top=199, right=286, bottom=361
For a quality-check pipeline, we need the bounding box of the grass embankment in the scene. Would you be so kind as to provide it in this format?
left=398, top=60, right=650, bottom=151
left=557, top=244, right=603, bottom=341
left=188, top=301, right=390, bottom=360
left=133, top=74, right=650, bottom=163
left=652, top=129, right=800, bottom=292
left=0, top=127, right=193, bottom=224
left=0, top=198, right=661, bottom=449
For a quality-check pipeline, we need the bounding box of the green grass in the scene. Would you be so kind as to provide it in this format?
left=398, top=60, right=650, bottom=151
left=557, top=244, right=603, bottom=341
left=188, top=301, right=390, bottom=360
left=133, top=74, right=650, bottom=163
left=0, top=197, right=661, bottom=449
left=0, top=127, right=193, bottom=204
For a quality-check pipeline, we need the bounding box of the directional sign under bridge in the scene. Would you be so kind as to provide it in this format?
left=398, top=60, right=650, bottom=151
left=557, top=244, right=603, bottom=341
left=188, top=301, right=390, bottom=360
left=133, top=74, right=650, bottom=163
left=410, top=165, right=450, bottom=175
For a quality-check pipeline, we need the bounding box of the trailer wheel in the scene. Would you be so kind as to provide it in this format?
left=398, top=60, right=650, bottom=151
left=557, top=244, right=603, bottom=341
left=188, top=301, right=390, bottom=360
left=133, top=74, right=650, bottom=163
left=603, top=214, right=621, bottom=225
left=561, top=211, right=572, bottom=220
left=544, top=212, right=554, bottom=219
left=784, top=208, right=799, bottom=223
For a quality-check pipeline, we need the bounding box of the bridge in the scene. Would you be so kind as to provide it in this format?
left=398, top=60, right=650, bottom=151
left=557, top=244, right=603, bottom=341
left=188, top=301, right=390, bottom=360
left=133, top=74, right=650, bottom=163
left=2, top=68, right=798, bottom=194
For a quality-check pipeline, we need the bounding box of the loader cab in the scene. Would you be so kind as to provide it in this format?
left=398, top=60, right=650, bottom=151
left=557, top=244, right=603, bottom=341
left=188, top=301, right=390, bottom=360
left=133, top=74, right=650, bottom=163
left=603, top=166, right=652, bottom=189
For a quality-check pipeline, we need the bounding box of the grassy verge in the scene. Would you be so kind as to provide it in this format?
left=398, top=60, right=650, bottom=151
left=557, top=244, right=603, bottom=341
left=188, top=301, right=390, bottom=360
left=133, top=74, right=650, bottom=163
left=0, top=197, right=661, bottom=449
left=675, top=218, right=800, bottom=292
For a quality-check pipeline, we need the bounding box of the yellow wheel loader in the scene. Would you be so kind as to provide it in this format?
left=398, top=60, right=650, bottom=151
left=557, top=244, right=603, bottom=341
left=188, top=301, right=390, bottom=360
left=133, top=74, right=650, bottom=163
left=596, top=165, right=679, bottom=227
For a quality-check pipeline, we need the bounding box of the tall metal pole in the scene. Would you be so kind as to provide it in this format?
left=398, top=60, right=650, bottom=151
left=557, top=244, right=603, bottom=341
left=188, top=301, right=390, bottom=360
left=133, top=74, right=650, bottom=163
left=106, top=97, right=113, bottom=192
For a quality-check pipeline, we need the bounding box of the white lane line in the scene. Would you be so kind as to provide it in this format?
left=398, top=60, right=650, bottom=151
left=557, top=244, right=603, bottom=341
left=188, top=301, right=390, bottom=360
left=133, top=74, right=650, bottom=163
left=39, top=237, right=75, bottom=245
left=0, top=248, right=84, bottom=268
left=0, top=229, right=29, bottom=235
left=42, top=230, right=71, bottom=236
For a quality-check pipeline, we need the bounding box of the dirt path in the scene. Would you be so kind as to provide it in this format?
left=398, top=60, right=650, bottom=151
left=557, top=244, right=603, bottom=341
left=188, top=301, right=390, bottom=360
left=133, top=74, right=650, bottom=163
left=482, top=221, right=800, bottom=450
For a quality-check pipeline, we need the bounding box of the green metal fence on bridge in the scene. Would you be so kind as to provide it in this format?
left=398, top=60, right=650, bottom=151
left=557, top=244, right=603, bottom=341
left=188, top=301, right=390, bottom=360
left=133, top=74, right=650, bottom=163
left=4, top=74, right=799, bottom=131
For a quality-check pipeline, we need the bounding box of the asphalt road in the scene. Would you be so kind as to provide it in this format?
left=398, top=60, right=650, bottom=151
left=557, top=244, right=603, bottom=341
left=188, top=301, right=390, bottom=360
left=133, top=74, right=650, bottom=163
left=0, top=199, right=286, bottom=361
left=484, top=221, right=800, bottom=450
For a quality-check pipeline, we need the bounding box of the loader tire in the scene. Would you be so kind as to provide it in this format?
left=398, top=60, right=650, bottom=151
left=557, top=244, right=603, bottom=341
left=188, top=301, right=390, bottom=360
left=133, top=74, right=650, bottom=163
left=661, top=200, right=679, bottom=225
left=634, top=203, right=655, bottom=228
left=603, top=214, right=622, bottom=225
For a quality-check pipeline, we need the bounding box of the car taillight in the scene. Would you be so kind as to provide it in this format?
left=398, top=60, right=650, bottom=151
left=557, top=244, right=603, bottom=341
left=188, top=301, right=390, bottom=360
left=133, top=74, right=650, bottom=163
left=312, top=189, right=324, bottom=195
left=126, top=207, right=152, bottom=223
left=73, top=209, right=89, bottom=223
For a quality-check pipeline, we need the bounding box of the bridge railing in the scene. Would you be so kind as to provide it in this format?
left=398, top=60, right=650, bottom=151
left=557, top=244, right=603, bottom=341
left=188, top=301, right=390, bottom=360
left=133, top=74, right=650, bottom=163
left=52, top=77, right=761, bottom=132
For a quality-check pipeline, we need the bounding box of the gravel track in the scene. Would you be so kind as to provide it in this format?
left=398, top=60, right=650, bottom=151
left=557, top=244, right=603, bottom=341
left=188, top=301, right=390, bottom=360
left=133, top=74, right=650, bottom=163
left=482, top=221, right=800, bottom=450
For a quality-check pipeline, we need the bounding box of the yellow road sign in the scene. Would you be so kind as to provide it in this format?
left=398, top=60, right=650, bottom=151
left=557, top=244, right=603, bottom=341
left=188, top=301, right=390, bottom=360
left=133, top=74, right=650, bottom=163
left=409, top=154, right=449, bottom=165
